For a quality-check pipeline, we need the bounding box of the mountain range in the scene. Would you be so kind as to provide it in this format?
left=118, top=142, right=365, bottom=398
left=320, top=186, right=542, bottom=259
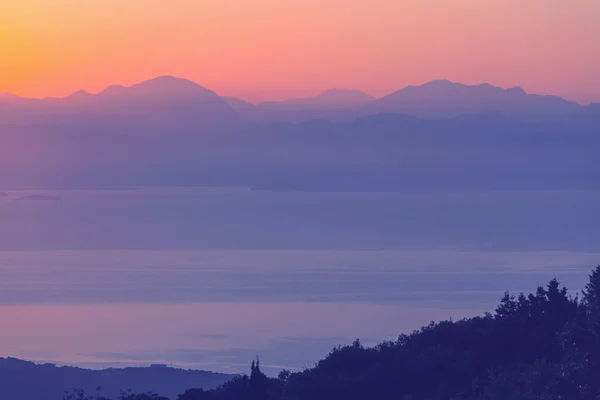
left=1, top=76, right=596, bottom=125
left=361, top=80, right=582, bottom=122
left=0, top=76, right=598, bottom=192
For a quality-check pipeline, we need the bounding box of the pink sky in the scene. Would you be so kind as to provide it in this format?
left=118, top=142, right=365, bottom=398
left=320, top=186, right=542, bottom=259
left=1, top=0, right=599, bottom=103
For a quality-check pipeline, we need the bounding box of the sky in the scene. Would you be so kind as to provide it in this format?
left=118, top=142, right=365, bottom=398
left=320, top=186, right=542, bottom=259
left=1, top=0, right=599, bottom=103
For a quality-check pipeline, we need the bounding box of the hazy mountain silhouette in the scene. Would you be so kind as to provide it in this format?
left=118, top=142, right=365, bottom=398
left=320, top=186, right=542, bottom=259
left=542, top=102, right=600, bottom=133
left=225, top=89, right=374, bottom=122
left=0, top=357, right=232, bottom=400
left=1, top=76, right=598, bottom=191
left=362, top=80, right=580, bottom=121
left=224, top=81, right=581, bottom=122
left=0, top=92, right=27, bottom=103
left=571, top=103, right=600, bottom=121
left=2, top=107, right=597, bottom=191
left=222, top=96, right=256, bottom=113
left=259, top=89, right=374, bottom=110
left=2, top=78, right=587, bottom=125
left=0, top=92, right=52, bottom=112
left=0, top=76, right=239, bottom=130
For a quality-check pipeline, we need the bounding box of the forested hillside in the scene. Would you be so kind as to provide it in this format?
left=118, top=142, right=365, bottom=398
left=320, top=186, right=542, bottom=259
left=69, top=265, right=600, bottom=400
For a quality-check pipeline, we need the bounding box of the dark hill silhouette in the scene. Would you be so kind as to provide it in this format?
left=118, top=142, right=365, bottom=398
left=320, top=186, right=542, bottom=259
left=276, top=268, right=600, bottom=400
left=71, top=265, right=600, bottom=400
left=0, top=357, right=232, bottom=400
left=363, top=79, right=581, bottom=121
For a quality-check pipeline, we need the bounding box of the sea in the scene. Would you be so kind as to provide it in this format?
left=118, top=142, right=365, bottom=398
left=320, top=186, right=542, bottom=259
left=0, top=186, right=598, bottom=374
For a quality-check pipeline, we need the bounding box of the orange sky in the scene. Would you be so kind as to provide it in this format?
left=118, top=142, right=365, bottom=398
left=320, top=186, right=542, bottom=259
left=1, top=0, right=599, bottom=103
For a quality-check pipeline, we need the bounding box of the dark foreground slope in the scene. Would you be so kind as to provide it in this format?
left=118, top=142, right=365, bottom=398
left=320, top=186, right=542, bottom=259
left=71, top=265, right=600, bottom=400
left=0, top=359, right=232, bottom=400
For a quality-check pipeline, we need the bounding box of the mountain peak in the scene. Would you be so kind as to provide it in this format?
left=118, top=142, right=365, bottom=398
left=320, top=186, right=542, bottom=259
left=507, top=86, right=526, bottom=95
left=299, top=88, right=375, bottom=108
left=64, top=89, right=91, bottom=100
left=421, top=79, right=456, bottom=87
left=101, top=84, right=127, bottom=95
left=98, top=76, right=216, bottom=98
left=416, top=80, right=528, bottom=96
left=132, top=76, right=211, bottom=94
left=365, top=80, right=579, bottom=120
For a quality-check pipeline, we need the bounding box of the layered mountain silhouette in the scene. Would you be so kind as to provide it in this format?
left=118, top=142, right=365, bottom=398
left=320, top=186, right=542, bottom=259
left=361, top=80, right=581, bottom=121
left=222, top=96, right=256, bottom=114
left=224, top=80, right=583, bottom=122
left=224, top=89, right=374, bottom=122
left=0, top=76, right=239, bottom=130
left=1, top=105, right=598, bottom=191
left=256, top=88, right=374, bottom=110
left=1, top=75, right=598, bottom=191
left=0, top=76, right=590, bottom=125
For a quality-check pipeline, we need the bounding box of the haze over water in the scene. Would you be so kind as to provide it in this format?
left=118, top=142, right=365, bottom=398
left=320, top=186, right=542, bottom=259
left=0, top=187, right=598, bottom=374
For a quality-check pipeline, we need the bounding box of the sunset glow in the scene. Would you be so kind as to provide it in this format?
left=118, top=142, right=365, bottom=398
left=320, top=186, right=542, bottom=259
left=2, top=0, right=600, bottom=103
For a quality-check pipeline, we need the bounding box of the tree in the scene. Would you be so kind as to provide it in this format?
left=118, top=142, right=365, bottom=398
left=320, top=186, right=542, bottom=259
left=277, top=370, right=291, bottom=382
left=63, top=391, right=169, bottom=400
left=248, top=358, right=268, bottom=400
left=582, top=266, right=600, bottom=314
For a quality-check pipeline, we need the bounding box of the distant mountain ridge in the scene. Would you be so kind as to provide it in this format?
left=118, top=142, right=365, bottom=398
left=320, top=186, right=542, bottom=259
left=1, top=76, right=223, bottom=103
left=225, top=79, right=582, bottom=122
left=224, top=88, right=374, bottom=122
left=361, top=79, right=581, bottom=121
left=0, top=76, right=239, bottom=129
left=1, top=77, right=598, bottom=193
left=257, top=88, right=375, bottom=109
left=1, top=76, right=587, bottom=124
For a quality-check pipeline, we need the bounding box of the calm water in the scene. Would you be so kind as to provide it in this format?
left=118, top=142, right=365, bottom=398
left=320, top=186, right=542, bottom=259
left=0, top=187, right=598, bottom=373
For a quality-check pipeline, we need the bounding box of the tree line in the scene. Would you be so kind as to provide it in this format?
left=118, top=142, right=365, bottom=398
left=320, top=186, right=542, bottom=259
left=68, top=265, right=600, bottom=400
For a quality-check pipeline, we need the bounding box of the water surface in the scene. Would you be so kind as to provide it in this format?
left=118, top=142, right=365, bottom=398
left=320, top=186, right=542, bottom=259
left=0, top=187, right=597, bottom=373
